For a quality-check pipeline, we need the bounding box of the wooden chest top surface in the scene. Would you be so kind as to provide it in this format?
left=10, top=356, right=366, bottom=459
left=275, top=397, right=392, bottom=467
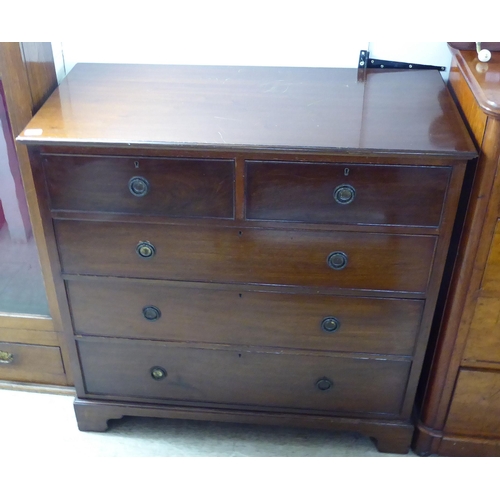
left=18, top=63, right=476, bottom=157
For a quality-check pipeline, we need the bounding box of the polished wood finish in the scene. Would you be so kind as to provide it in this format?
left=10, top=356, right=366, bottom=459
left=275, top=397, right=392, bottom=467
left=447, top=66, right=487, bottom=145
left=77, top=337, right=411, bottom=415
left=414, top=48, right=500, bottom=456
left=0, top=42, right=71, bottom=386
left=19, top=64, right=474, bottom=157
left=55, top=220, right=436, bottom=292
left=0, top=327, right=60, bottom=346
left=464, top=297, right=500, bottom=363
left=444, top=369, right=500, bottom=437
left=73, top=397, right=414, bottom=454
left=0, top=341, right=66, bottom=385
left=67, top=279, right=424, bottom=355
left=44, top=154, right=235, bottom=218
left=20, top=63, right=475, bottom=454
left=246, top=161, right=451, bottom=227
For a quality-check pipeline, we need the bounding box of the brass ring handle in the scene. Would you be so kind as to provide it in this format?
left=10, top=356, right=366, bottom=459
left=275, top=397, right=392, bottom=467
left=316, top=377, right=333, bottom=391
left=129, top=176, right=150, bottom=197
left=0, top=350, right=14, bottom=364
left=327, top=251, right=348, bottom=270
left=333, top=184, right=355, bottom=205
left=136, top=241, right=156, bottom=259
left=321, top=317, right=340, bottom=333
left=150, top=366, right=167, bottom=381
left=143, top=306, right=161, bottom=322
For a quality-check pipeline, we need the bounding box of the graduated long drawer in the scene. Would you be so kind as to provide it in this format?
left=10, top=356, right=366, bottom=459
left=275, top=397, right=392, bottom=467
left=55, top=220, right=436, bottom=293
left=67, top=279, right=424, bottom=355
left=77, top=337, right=411, bottom=416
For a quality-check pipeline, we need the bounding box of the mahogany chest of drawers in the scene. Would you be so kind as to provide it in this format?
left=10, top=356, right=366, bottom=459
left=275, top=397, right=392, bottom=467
left=18, top=63, right=476, bottom=454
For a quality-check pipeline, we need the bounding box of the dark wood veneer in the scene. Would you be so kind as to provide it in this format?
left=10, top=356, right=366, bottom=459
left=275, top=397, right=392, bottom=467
left=67, top=279, right=424, bottom=355
left=246, top=161, right=451, bottom=227
left=18, top=63, right=476, bottom=454
left=77, top=337, right=411, bottom=415
left=55, top=220, right=436, bottom=292
left=44, top=154, right=235, bottom=219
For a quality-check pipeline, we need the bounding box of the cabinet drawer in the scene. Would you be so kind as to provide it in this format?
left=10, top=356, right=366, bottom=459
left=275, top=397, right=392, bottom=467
left=480, top=220, right=500, bottom=295
left=0, top=342, right=66, bottom=385
left=56, top=220, right=436, bottom=292
left=445, top=369, right=500, bottom=438
left=77, top=337, right=410, bottom=415
left=43, top=155, right=235, bottom=219
left=246, top=161, right=450, bottom=227
left=463, top=296, right=500, bottom=363
left=67, top=280, right=424, bottom=355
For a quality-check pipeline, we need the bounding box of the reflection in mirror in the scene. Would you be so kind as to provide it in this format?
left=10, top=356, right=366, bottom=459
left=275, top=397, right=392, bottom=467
left=0, top=80, right=50, bottom=316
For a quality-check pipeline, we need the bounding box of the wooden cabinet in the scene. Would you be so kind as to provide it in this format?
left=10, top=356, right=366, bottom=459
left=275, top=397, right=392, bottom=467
left=414, top=47, right=500, bottom=456
left=0, top=43, right=71, bottom=387
left=18, top=63, right=475, bottom=453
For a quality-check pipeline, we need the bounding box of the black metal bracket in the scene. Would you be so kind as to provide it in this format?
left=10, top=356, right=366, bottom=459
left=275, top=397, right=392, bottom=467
left=358, top=50, right=446, bottom=72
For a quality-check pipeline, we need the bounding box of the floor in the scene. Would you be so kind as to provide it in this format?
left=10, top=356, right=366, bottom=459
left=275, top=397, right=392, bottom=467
left=1, top=386, right=416, bottom=457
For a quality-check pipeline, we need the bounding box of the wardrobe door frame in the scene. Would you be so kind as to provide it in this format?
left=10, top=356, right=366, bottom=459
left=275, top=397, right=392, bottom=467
left=0, top=42, right=71, bottom=384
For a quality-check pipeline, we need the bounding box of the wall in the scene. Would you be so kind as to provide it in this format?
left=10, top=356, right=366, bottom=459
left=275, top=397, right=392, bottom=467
left=51, top=41, right=453, bottom=83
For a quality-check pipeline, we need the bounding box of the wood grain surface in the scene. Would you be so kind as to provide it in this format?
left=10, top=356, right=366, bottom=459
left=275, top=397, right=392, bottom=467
left=77, top=337, right=411, bottom=415
left=44, top=154, right=235, bottom=219
left=246, top=160, right=450, bottom=227
left=55, top=220, right=436, bottom=292
left=67, top=279, right=424, bottom=355
left=18, top=64, right=476, bottom=157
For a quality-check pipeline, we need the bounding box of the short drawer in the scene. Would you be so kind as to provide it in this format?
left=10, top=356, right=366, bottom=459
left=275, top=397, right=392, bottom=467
left=43, top=154, right=235, bottom=219
left=445, top=369, right=500, bottom=438
left=246, top=161, right=450, bottom=227
left=56, top=220, right=436, bottom=293
left=0, top=342, right=66, bottom=385
left=77, top=337, right=411, bottom=415
left=67, top=280, right=424, bottom=355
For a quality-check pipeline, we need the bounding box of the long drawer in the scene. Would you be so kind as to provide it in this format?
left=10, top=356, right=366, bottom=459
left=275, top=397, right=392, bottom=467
left=77, top=337, right=411, bottom=415
left=55, top=220, right=436, bottom=292
left=43, top=154, right=235, bottom=219
left=67, top=280, right=424, bottom=354
left=246, top=160, right=450, bottom=227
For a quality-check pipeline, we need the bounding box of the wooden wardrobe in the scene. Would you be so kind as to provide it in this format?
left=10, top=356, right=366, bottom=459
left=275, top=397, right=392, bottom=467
left=415, top=47, right=500, bottom=456
left=0, top=42, right=71, bottom=388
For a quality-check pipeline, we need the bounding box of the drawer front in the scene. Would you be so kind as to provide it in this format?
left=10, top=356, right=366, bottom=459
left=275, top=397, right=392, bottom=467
left=480, top=220, right=500, bottom=295
left=77, top=337, right=410, bottom=415
left=463, top=296, right=500, bottom=363
left=0, top=342, right=66, bottom=385
left=445, top=369, right=500, bottom=438
left=56, top=221, right=436, bottom=292
left=246, top=161, right=450, bottom=227
left=44, top=155, right=235, bottom=219
left=67, top=280, right=424, bottom=355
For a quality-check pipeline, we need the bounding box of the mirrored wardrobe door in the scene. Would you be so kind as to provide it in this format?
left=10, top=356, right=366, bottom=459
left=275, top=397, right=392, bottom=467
left=0, top=42, right=71, bottom=388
